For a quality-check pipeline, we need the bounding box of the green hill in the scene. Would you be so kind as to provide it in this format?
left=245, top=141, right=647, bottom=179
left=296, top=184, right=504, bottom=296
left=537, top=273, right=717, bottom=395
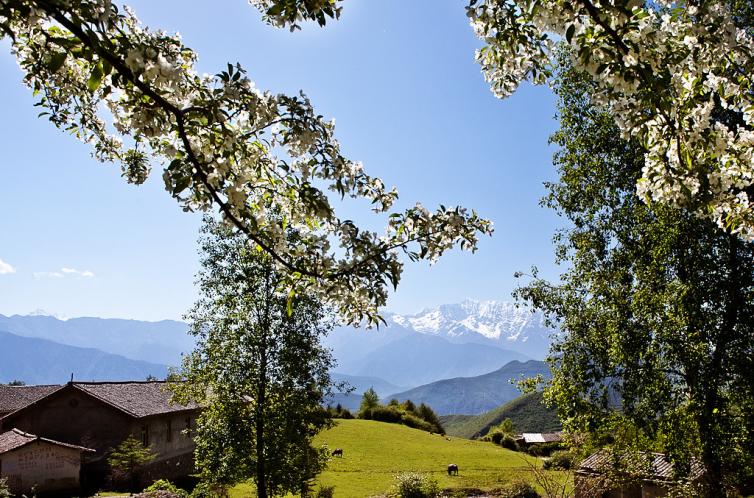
left=230, top=419, right=568, bottom=497
left=441, top=392, right=561, bottom=439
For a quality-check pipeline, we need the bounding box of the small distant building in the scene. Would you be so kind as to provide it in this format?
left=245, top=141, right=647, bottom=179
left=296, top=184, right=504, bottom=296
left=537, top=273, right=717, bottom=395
left=0, top=381, right=200, bottom=490
left=517, top=432, right=564, bottom=447
left=0, top=385, right=61, bottom=418
left=0, top=428, right=94, bottom=496
left=574, top=450, right=704, bottom=498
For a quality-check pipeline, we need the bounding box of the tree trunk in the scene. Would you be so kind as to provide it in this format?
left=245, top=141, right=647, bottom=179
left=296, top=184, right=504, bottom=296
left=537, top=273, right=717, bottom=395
left=697, top=234, right=740, bottom=496
left=256, top=340, right=268, bottom=498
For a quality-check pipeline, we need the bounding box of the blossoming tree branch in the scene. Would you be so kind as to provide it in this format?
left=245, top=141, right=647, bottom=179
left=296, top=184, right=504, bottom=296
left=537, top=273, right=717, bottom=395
left=0, top=0, right=493, bottom=325
left=265, top=0, right=754, bottom=241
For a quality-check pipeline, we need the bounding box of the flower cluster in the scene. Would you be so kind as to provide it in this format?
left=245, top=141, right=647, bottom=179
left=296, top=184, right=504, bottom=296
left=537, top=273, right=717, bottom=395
left=467, top=0, right=754, bottom=239
left=0, top=0, right=492, bottom=325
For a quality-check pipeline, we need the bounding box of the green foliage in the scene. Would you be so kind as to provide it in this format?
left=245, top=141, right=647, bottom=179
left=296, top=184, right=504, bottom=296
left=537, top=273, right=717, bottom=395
left=391, top=472, right=440, bottom=498
left=358, top=398, right=444, bottom=434
left=358, top=388, right=380, bottom=415
left=327, top=404, right=354, bottom=420
left=514, top=48, right=754, bottom=495
left=107, top=435, right=156, bottom=491
left=525, top=442, right=561, bottom=458
left=171, top=218, right=335, bottom=498
left=313, top=485, right=335, bottom=498
left=6, top=380, right=25, bottom=386
left=442, top=392, right=560, bottom=439
left=0, top=477, right=11, bottom=498
left=494, top=480, right=540, bottom=498
left=542, top=450, right=575, bottom=471
left=144, top=480, right=189, bottom=498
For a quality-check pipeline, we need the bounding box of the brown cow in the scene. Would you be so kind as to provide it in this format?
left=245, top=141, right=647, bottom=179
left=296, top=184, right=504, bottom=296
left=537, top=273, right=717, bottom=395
left=447, top=463, right=459, bottom=476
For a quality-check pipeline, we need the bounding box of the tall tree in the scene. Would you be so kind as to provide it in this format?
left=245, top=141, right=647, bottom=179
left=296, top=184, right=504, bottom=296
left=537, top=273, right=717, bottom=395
left=171, top=217, right=335, bottom=498
left=515, top=52, right=754, bottom=496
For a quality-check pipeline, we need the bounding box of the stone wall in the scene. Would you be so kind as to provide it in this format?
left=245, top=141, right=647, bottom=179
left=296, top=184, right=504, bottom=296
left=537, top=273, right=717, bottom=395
left=0, top=441, right=82, bottom=496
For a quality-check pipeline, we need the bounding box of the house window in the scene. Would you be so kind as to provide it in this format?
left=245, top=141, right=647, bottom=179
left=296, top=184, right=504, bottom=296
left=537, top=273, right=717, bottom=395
left=141, top=424, right=150, bottom=447
left=166, top=419, right=172, bottom=442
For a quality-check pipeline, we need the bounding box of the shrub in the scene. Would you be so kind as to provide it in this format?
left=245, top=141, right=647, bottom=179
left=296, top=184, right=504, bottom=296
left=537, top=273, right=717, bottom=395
left=495, top=480, right=540, bottom=498
left=0, top=478, right=11, bottom=498
left=526, top=441, right=561, bottom=457
left=500, top=434, right=519, bottom=451
left=315, top=485, right=336, bottom=498
left=488, top=430, right=504, bottom=445
left=144, top=479, right=189, bottom=498
left=542, top=450, right=575, bottom=470
left=400, top=413, right=436, bottom=433
left=134, top=492, right=187, bottom=498
left=392, top=472, right=440, bottom=498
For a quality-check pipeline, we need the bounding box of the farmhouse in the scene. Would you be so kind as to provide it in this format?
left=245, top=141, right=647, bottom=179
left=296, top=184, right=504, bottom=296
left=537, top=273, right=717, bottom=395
left=0, top=385, right=61, bottom=418
left=574, top=450, right=704, bottom=498
left=0, top=381, right=199, bottom=490
left=517, top=432, right=564, bottom=447
left=0, top=428, right=95, bottom=496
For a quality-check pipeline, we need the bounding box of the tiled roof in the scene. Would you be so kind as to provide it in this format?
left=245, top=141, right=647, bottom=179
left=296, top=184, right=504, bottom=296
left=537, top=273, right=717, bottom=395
left=521, top=432, right=564, bottom=444
left=0, top=384, right=62, bottom=414
left=0, top=428, right=95, bottom=454
left=578, top=450, right=704, bottom=481
left=72, top=381, right=198, bottom=418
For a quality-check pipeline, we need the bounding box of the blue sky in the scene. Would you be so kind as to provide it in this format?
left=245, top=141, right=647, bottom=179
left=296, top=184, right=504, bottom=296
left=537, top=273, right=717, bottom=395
left=0, top=0, right=562, bottom=321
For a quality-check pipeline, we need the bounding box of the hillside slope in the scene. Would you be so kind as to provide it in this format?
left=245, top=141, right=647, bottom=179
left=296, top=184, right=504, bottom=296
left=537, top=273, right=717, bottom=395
left=386, top=360, right=550, bottom=415
left=0, top=330, right=168, bottom=383
left=442, top=392, right=561, bottom=439
left=232, top=419, right=553, bottom=498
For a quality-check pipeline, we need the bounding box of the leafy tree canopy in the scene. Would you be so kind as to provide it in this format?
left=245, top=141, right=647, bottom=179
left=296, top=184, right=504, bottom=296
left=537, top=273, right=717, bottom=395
left=516, top=50, right=754, bottom=496
left=171, top=217, right=335, bottom=498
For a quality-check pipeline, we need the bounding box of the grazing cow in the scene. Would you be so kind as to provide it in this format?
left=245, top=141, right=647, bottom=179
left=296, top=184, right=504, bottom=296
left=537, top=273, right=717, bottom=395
left=332, top=448, right=343, bottom=458
left=447, top=463, right=459, bottom=476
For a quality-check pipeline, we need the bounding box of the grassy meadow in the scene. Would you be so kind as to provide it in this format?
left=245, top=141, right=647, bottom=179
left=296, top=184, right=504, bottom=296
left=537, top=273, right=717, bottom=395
left=231, top=419, right=570, bottom=497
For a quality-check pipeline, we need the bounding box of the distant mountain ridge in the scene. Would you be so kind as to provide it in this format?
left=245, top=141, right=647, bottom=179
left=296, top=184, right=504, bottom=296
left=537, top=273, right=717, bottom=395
left=384, top=300, right=554, bottom=359
left=385, top=360, right=551, bottom=415
left=0, top=314, right=193, bottom=365
left=0, top=330, right=168, bottom=383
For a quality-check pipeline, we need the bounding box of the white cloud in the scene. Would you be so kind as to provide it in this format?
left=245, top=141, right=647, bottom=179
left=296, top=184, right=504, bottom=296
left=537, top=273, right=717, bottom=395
left=34, top=267, right=95, bottom=279
left=0, top=258, right=16, bottom=275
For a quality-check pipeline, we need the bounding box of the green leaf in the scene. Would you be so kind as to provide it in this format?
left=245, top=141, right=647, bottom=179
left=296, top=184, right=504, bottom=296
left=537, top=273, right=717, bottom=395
left=87, top=62, right=104, bottom=92
left=47, top=52, right=67, bottom=73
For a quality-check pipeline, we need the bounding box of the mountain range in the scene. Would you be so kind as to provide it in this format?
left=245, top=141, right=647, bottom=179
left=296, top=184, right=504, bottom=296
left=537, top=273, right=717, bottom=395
left=0, top=314, right=192, bottom=365
left=0, top=330, right=168, bottom=383
left=384, top=360, right=551, bottom=415
left=0, top=301, right=555, bottom=404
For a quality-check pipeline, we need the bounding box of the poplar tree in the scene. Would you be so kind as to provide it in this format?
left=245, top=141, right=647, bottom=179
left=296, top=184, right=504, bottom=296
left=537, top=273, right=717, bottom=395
left=172, top=217, right=335, bottom=498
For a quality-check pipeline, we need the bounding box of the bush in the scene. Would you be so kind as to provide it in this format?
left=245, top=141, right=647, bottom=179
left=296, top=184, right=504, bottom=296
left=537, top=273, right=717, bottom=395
left=392, top=472, right=440, bottom=498
left=500, top=434, right=519, bottom=451
left=315, top=485, right=336, bottom=498
left=542, top=450, right=575, bottom=470
left=495, top=480, right=540, bottom=498
left=0, top=478, right=11, bottom=498
left=526, top=441, right=561, bottom=457
left=144, top=479, right=189, bottom=498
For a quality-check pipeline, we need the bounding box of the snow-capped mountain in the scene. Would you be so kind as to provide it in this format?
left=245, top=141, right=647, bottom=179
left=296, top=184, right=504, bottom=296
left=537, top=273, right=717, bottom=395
left=387, top=299, right=554, bottom=359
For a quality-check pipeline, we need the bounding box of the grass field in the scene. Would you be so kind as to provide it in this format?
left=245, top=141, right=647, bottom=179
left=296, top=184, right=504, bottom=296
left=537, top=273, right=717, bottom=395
left=231, top=419, right=570, bottom=497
